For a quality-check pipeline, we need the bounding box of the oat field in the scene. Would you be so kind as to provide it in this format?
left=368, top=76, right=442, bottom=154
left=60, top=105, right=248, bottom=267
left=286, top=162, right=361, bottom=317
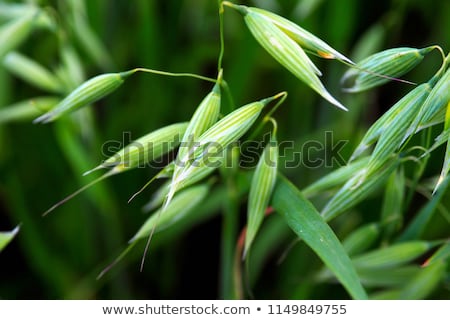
left=0, top=0, right=449, bottom=299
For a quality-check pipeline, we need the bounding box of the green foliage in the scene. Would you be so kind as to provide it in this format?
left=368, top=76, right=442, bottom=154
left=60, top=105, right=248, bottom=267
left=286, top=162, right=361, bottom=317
left=0, top=0, right=449, bottom=300
left=271, top=175, right=368, bottom=299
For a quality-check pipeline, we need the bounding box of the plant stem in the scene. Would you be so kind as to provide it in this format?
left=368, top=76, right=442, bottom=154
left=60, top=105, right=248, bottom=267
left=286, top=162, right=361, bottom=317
left=404, top=127, right=432, bottom=211
left=248, top=92, right=287, bottom=141
left=217, top=0, right=225, bottom=72
left=132, top=68, right=217, bottom=83
left=220, top=166, right=240, bottom=299
left=220, top=79, right=236, bottom=112
left=216, top=5, right=239, bottom=290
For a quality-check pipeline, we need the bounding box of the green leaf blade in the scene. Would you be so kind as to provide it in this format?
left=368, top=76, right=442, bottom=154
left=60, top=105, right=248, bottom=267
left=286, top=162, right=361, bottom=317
left=398, top=261, right=446, bottom=299
left=351, top=241, right=433, bottom=270
left=435, top=101, right=450, bottom=192
left=423, top=241, right=450, bottom=267
left=271, top=175, right=368, bottom=299
left=342, top=223, right=380, bottom=256
left=397, top=176, right=450, bottom=242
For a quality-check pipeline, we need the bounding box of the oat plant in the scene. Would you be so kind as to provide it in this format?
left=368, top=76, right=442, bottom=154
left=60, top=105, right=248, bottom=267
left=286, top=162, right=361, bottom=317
left=0, top=0, right=449, bottom=300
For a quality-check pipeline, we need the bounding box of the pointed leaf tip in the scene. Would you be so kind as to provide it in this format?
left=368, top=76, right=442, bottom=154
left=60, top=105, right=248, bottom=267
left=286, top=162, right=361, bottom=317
left=272, top=175, right=368, bottom=299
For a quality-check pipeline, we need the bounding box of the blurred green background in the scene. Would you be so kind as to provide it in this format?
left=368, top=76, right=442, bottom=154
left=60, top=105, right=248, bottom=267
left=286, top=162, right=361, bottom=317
left=0, top=0, right=449, bottom=299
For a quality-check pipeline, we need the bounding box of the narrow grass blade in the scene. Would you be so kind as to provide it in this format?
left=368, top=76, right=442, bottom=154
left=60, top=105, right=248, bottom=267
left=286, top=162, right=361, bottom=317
left=249, top=7, right=354, bottom=64
left=227, top=3, right=346, bottom=110
left=422, top=241, right=450, bottom=267
left=434, top=101, right=450, bottom=192
left=0, top=226, right=20, bottom=252
left=370, top=290, right=401, bottom=300
left=435, top=143, right=449, bottom=192
left=398, top=261, right=446, bottom=299
left=380, top=168, right=405, bottom=240
left=376, top=253, right=447, bottom=299
left=71, top=13, right=113, bottom=70
left=321, top=158, right=398, bottom=221
left=293, top=0, right=324, bottom=19
left=3, top=52, right=63, bottom=93
left=397, top=175, right=450, bottom=242
left=0, top=2, right=54, bottom=29
left=60, top=44, right=85, bottom=89
left=357, top=266, right=420, bottom=288
left=342, top=47, right=433, bottom=92
left=0, top=10, right=37, bottom=58
left=0, top=96, right=59, bottom=124
left=366, top=83, right=430, bottom=174
left=33, top=71, right=135, bottom=123
left=0, top=3, right=34, bottom=21
left=351, top=241, right=434, bottom=269
left=130, top=184, right=209, bottom=242
left=349, top=23, right=385, bottom=63
left=302, top=156, right=370, bottom=198
left=245, top=132, right=278, bottom=258
left=271, top=174, right=368, bottom=299
left=316, top=264, right=419, bottom=288
left=342, top=223, right=380, bottom=256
